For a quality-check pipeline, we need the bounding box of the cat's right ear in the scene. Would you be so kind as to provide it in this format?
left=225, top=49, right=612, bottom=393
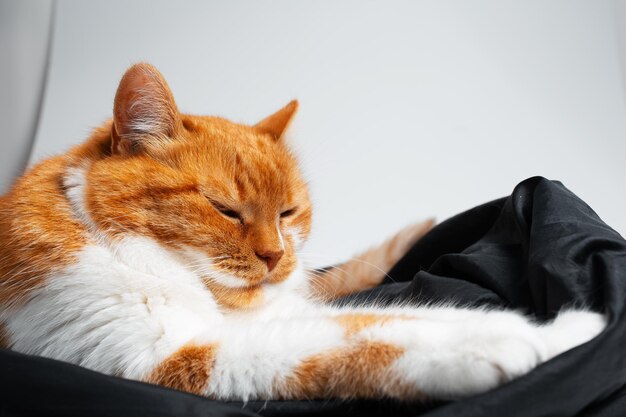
left=111, top=63, right=180, bottom=156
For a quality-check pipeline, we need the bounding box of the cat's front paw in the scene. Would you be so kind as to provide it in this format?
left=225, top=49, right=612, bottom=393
left=539, top=310, right=607, bottom=358
left=448, top=317, right=547, bottom=398
left=390, top=312, right=547, bottom=399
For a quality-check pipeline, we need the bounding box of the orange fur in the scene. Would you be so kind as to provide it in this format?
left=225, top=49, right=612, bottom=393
left=0, top=124, right=126, bottom=309
left=0, top=323, right=8, bottom=348
left=255, top=100, right=299, bottom=140
left=86, top=113, right=311, bottom=291
left=335, top=313, right=412, bottom=338
left=279, top=341, right=418, bottom=400
left=0, top=156, right=88, bottom=308
left=147, top=344, right=218, bottom=395
left=204, top=282, right=266, bottom=310
left=0, top=63, right=426, bottom=312
left=0, top=64, right=435, bottom=400
left=0, top=64, right=312, bottom=310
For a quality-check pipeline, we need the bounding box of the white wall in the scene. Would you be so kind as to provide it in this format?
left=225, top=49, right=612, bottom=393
left=0, top=0, right=53, bottom=193
left=29, top=0, right=626, bottom=266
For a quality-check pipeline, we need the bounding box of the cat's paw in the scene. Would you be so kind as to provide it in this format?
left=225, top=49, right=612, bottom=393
left=445, top=315, right=547, bottom=398
left=389, top=312, right=547, bottom=399
left=539, top=310, right=607, bottom=358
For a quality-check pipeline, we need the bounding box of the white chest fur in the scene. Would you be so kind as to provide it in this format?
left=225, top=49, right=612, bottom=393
left=4, top=239, right=221, bottom=377
left=2, top=232, right=316, bottom=381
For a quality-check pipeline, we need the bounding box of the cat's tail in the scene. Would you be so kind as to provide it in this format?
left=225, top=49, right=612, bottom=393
left=308, top=219, right=435, bottom=301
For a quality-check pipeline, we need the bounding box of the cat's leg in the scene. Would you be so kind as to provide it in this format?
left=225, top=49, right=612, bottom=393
left=145, top=307, right=605, bottom=401
left=308, top=219, right=435, bottom=301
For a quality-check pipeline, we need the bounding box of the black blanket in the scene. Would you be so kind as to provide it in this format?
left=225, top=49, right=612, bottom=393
left=1, top=177, right=625, bottom=417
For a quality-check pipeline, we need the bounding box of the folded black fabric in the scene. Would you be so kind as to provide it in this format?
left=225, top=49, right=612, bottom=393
left=1, top=177, right=624, bottom=417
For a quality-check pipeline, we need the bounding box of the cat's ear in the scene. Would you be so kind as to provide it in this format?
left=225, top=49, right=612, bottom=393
left=254, top=100, right=299, bottom=140
left=111, top=63, right=180, bottom=156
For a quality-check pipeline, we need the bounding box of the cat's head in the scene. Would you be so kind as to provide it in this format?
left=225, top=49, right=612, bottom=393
left=82, top=63, right=312, bottom=308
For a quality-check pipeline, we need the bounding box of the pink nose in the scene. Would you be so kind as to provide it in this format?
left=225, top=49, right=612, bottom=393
left=255, top=249, right=284, bottom=272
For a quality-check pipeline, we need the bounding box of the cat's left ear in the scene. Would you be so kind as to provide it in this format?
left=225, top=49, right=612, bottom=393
left=254, top=100, right=299, bottom=140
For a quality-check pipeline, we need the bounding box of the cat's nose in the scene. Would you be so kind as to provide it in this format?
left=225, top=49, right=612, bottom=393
left=256, top=249, right=284, bottom=272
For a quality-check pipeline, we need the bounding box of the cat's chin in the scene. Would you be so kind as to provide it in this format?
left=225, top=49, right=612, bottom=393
left=206, top=269, right=293, bottom=289
left=206, top=270, right=255, bottom=289
left=203, top=280, right=278, bottom=310
left=200, top=267, right=305, bottom=310
left=207, top=266, right=295, bottom=290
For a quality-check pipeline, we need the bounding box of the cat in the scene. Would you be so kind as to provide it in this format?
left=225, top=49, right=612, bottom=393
left=0, top=63, right=606, bottom=401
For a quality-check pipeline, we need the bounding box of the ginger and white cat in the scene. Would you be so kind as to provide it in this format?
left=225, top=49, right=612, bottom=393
left=0, top=64, right=605, bottom=401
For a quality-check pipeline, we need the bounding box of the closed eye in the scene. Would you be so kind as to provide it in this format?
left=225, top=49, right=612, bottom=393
left=208, top=198, right=242, bottom=222
left=219, top=208, right=241, bottom=220
left=280, top=208, right=297, bottom=218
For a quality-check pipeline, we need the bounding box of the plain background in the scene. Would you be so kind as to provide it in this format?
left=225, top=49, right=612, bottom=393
left=2, top=0, right=625, bottom=267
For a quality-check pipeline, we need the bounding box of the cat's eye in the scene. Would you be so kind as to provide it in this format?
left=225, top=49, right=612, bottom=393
left=208, top=199, right=242, bottom=222
left=219, top=208, right=241, bottom=220
left=280, top=208, right=297, bottom=218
